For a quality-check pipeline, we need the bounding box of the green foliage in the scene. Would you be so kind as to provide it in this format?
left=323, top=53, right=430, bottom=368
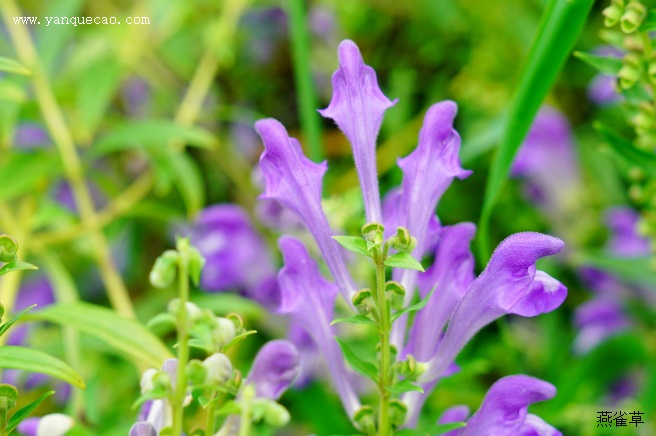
left=383, top=252, right=424, bottom=271
left=0, top=347, right=84, bottom=388
left=335, top=337, right=378, bottom=382
left=5, top=390, right=55, bottom=433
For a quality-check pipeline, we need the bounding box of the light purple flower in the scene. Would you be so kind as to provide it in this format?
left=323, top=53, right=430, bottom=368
left=256, top=119, right=357, bottom=302
left=287, top=321, right=322, bottom=388
left=14, top=123, right=49, bottom=149
left=122, top=77, right=151, bottom=118
left=605, top=207, right=650, bottom=256
left=319, top=39, right=398, bottom=224
left=129, top=422, right=157, bottom=436
left=418, top=232, right=566, bottom=383
left=247, top=339, right=300, bottom=400
left=573, top=298, right=630, bottom=354
left=587, top=46, right=623, bottom=105
left=17, top=414, right=74, bottom=436
left=277, top=236, right=361, bottom=417
left=188, top=204, right=279, bottom=308
left=439, top=375, right=561, bottom=436
left=511, top=107, right=579, bottom=214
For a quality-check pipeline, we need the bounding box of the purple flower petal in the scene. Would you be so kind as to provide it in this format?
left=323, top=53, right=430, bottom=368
left=438, top=405, right=470, bottom=436
left=605, top=207, right=650, bottom=256
left=456, top=375, right=558, bottom=435
left=247, top=339, right=300, bottom=400
left=17, top=417, right=39, bottom=436
left=319, top=40, right=398, bottom=223
left=573, top=298, right=630, bottom=354
left=14, top=123, right=50, bottom=149
left=277, top=236, right=361, bottom=417
left=256, top=118, right=357, bottom=302
left=518, top=414, right=563, bottom=436
left=129, top=422, right=157, bottom=436
left=419, top=233, right=566, bottom=383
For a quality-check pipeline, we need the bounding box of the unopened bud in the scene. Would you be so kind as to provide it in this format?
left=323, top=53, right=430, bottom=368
left=36, top=414, right=75, bottom=436
left=203, top=353, right=233, bottom=385
left=0, top=235, right=18, bottom=263
left=385, top=281, right=406, bottom=310
left=212, top=317, right=236, bottom=349
left=0, top=384, right=18, bottom=411
left=398, top=355, right=427, bottom=381
left=167, top=299, right=203, bottom=323
left=188, top=247, right=206, bottom=287
left=632, top=103, right=655, bottom=134
left=140, top=368, right=158, bottom=393
left=620, top=1, right=646, bottom=33
left=389, top=399, right=408, bottom=428
left=352, top=288, right=375, bottom=314
left=186, top=359, right=208, bottom=385
left=618, top=53, right=642, bottom=89
left=361, top=222, right=384, bottom=249
left=603, top=0, right=625, bottom=27
left=263, top=401, right=290, bottom=427
left=149, top=250, right=179, bottom=288
left=353, top=405, right=375, bottom=433
left=390, top=227, right=417, bottom=253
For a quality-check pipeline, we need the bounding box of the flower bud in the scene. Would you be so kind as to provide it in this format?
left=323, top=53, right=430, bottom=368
left=202, top=353, right=233, bottom=385
left=187, top=246, right=206, bottom=287
left=353, top=405, right=375, bottom=434
left=149, top=250, right=178, bottom=288
left=602, top=0, right=625, bottom=27
left=389, top=227, right=417, bottom=253
left=389, top=399, right=408, bottom=428
left=352, top=288, right=375, bottom=314
left=632, top=102, right=655, bottom=135
left=186, top=359, right=208, bottom=385
left=167, top=299, right=203, bottom=323
left=618, top=53, right=642, bottom=89
left=36, top=414, right=75, bottom=436
left=212, top=317, right=236, bottom=349
left=385, top=281, right=406, bottom=310
left=620, top=1, right=646, bottom=33
left=361, top=222, right=384, bottom=249
left=0, top=384, right=18, bottom=411
left=140, top=368, right=158, bottom=393
left=262, top=400, right=290, bottom=427
left=398, top=354, right=427, bottom=381
left=0, top=235, right=18, bottom=263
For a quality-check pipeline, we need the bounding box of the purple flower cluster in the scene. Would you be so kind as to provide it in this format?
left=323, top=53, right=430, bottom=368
left=255, top=40, right=567, bottom=431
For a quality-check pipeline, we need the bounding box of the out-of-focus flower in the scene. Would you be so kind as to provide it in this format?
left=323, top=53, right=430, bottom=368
left=277, top=236, right=361, bottom=417
left=17, top=413, right=74, bottom=436
left=606, top=207, right=650, bottom=256
left=246, top=339, right=300, bottom=399
left=122, top=77, right=151, bottom=118
left=438, top=375, right=561, bottom=436
left=188, top=205, right=279, bottom=309
left=573, top=298, right=631, bottom=354
left=14, top=123, right=50, bottom=149
left=132, top=359, right=180, bottom=433
left=587, top=46, right=623, bottom=105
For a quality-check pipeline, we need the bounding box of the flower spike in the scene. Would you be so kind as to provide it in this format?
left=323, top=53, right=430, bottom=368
left=256, top=118, right=357, bottom=302
left=319, top=39, right=398, bottom=224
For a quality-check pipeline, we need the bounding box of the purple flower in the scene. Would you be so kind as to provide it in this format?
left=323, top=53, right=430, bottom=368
left=122, top=77, right=151, bottom=118
left=14, top=123, right=50, bottom=149
left=256, top=119, right=357, bottom=302
left=573, top=298, right=630, bottom=354
left=418, top=233, right=566, bottom=384
left=247, top=339, right=300, bottom=399
left=287, top=321, right=322, bottom=388
left=277, top=236, right=361, bottom=417
left=605, top=207, right=650, bottom=256
left=18, top=414, right=74, bottom=436
left=587, top=46, right=623, bottom=105
left=511, top=107, right=579, bottom=214
left=188, top=204, right=279, bottom=308
left=319, top=40, right=398, bottom=224
left=129, top=422, right=157, bottom=436
left=438, top=375, right=561, bottom=436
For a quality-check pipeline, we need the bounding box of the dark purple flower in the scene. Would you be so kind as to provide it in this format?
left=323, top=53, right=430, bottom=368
left=418, top=233, right=566, bottom=384
left=573, top=298, right=630, bottom=354
left=256, top=119, right=357, bottom=303
left=189, top=205, right=279, bottom=308
left=319, top=40, right=398, bottom=224
left=439, top=375, right=561, bottom=435
left=247, top=339, right=300, bottom=400
left=277, top=236, right=361, bottom=416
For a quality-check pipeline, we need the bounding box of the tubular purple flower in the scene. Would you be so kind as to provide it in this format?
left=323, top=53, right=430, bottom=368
left=419, top=233, right=566, bottom=383
left=256, top=118, right=357, bottom=302
left=277, top=236, right=362, bottom=417
left=573, top=298, right=630, bottom=354
left=247, top=339, right=300, bottom=400
left=438, top=375, right=560, bottom=436
left=318, top=39, right=398, bottom=224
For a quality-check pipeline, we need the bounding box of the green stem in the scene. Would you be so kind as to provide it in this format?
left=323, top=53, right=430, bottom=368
left=288, top=0, right=323, bottom=162
left=238, top=384, right=255, bottom=436
left=206, top=393, right=218, bottom=435
left=172, top=249, right=190, bottom=435
left=375, top=258, right=391, bottom=436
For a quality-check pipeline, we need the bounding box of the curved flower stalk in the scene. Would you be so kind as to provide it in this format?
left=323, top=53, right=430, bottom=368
left=256, top=118, right=357, bottom=302
left=277, top=236, right=362, bottom=417
left=319, top=40, right=398, bottom=224
left=438, top=375, right=561, bottom=436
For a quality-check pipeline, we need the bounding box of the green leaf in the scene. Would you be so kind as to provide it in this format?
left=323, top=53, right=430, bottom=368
left=0, top=261, right=38, bottom=276
left=331, top=236, right=370, bottom=257
left=222, top=329, right=257, bottom=352
left=90, top=120, right=216, bottom=158
left=0, top=346, right=84, bottom=388
left=639, top=9, right=656, bottom=32
left=385, top=379, right=424, bottom=394
left=160, top=148, right=205, bottom=217
left=215, top=400, right=241, bottom=416
left=6, top=390, right=55, bottom=432
left=0, top=151, right=62, bottom=202
left=330, top=314, right=377, bottom=327
left=34, top=302, right=173, bottom=368
left=0, top=79, right=28, bottom=103
left=334, top=337, right=378, bottom=382
left=0, top=57, right=31, bottom=75
left=384, top=252, right=424, bottom=272
left=574, top=252, right=656, bottom=288
left=397, top=422, right=467, bottom=435
left=477, top=0, right=595, bottom=261
left=146, top=312, right=177, bottom=336
left=574, top=51, right=623, bottom=75
left=391, top=285, right=436, bottom=322
left=594, top=122, right=656, bottom=176
left=0, top=304, right=37, bottom=337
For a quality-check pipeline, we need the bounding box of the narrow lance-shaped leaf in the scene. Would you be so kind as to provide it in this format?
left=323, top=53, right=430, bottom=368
left=0, top=56, right=31, bottom=75
left=574, top=51, right=623, bottom=75
left=334, top=337, right=378, bottom=382
left=477, top=0, right=595, bottom=261
left=0, top=347, right=84, bottom=388
left=0, top=261, right=38, bottom=277
left=6, top=390, right=55, bottom=432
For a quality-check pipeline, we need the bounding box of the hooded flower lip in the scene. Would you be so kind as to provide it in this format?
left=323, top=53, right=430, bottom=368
left=277, top=236, right=362, bottom=417
left=247, top=339, right=300, bottom=400
left=256, top=118, right=357, bottom=303
left=438, top=375, right=560, bottom=436
left=319, top=39, right=398, bottom=224
left=419, top=232, right=566, bottom=383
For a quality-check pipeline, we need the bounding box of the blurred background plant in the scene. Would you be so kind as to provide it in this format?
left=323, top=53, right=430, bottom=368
left=0, top=0, right=654, bottom=434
